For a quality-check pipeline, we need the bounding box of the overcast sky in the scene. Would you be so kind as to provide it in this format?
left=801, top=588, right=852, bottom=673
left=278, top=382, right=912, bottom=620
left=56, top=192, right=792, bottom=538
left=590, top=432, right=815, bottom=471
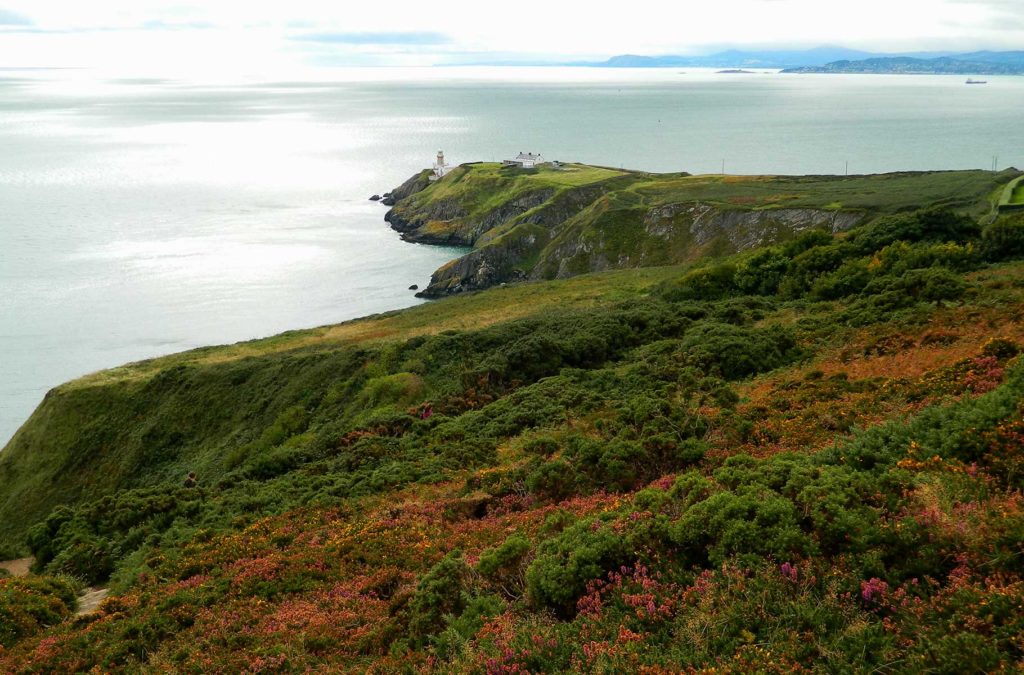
left=0, top=0, right=1020, bottom=74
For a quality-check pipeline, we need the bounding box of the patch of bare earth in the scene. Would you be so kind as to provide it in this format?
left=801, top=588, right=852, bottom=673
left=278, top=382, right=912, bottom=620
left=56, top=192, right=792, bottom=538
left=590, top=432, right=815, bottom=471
left=0, top=557, right=33, bottom=577
left=76, top=588, right=110, bottom=616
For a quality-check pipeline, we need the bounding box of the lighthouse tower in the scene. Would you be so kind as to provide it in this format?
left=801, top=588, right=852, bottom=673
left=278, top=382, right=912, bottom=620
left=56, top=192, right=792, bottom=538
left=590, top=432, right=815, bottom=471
left=431, top=150, right=450, bottom=181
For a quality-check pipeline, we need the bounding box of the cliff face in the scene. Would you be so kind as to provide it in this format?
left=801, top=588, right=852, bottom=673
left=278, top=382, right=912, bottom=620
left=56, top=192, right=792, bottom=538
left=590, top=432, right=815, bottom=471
left=380, top=170, right=432, bottom=206
left=383, top=163, right=1013, bottom=298
left=529, top=205, right=866, bottom=285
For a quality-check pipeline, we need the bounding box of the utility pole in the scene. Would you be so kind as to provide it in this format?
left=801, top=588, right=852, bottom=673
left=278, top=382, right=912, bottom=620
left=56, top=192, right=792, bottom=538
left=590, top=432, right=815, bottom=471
left=845, top=161, right=849, bottom=176
left=721, top=159, right=725, bottom=175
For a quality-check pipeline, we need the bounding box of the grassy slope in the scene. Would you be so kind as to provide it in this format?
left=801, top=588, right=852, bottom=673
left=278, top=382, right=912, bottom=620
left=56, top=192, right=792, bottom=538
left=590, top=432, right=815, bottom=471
left=1, top=207, right=1023, bottom=671
left=0, top=266, right=678, bottom=550
left=408, top=165, right=1014, bottom=224
left=388, top=163, right=631, bottom=242
left=0, top=170, right=1018, bottom=550
left=392, top=165, right=1017, bottom=294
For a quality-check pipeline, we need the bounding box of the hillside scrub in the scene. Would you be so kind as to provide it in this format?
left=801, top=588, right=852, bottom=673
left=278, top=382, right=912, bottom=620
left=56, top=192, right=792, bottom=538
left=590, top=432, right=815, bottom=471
left=2, top=202, right=1024, bottom=671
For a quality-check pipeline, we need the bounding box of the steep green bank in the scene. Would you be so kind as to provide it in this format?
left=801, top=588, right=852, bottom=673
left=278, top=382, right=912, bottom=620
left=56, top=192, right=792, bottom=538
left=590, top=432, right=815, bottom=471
left=2, top=202, right=1024, bottom=671
left=384, top=163, right=1017, bottom=297
left=0, top=266, right=681, bottom=553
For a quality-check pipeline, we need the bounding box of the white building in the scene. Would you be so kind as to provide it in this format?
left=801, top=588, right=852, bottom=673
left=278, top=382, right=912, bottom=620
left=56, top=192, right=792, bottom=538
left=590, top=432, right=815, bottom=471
left=431, top=150, right=450, bottom=181
left=503, top=152, right=547, bottom=169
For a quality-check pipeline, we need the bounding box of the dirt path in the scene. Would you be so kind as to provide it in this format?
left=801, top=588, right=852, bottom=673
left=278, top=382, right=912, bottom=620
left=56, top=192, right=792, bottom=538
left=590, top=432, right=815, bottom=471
left=0, top=557, right=33, bottom=577
left=3, top=557, right=109, bottom=616
left=76, top=587, right=110, bottom=616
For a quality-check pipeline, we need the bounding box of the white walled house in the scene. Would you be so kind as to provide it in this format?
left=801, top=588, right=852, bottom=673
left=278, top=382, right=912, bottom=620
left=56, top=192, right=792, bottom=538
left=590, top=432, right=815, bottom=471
left=503, top=152, right=546, bottom=169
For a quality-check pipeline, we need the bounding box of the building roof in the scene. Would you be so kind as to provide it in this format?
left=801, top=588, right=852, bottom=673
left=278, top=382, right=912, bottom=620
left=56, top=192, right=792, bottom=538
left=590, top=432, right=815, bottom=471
left=515, top=152, right=544, bottom=160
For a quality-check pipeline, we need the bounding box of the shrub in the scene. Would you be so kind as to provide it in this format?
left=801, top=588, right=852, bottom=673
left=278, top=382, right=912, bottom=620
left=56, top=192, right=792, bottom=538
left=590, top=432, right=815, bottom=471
left=670, top=490, right=815, bottom=566
left=408, top=551, right=470, bottom=643
left=848, top=208, right=978, bottom=255
left=526, top=519, right=627, bottom=615
left=811, top=259, right=872, bottom=300
left=433, top=594, right=505, bottom=660
left=478, top=534, right=531, bottom=598
left=781, top=229, right=834, bottom=257
left=871, top=241, right=979, bottom=275
left=734, top=248, right=789, bottom=295
left=526, top=460, right=578, bottom=501
left=661, top=264, right=738, bottom=301
left=680, top=322, right=799, bottom=380
left=0, top=575, right=79, bottom=648
left=982, top=214, right=1024, bottom=261
left=780, top=243, right=851, bottom=297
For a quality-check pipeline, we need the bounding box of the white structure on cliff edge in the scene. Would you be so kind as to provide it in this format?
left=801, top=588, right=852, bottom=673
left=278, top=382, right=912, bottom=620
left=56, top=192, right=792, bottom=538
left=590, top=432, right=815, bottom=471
left=503, top=152, right=546, bottom=169
left=431, top=150, right=450, bottom=181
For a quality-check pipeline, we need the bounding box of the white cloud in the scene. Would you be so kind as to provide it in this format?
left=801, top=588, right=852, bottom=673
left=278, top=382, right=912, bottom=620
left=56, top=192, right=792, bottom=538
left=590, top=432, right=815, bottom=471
left=0, top=0, right=1020, bottom=74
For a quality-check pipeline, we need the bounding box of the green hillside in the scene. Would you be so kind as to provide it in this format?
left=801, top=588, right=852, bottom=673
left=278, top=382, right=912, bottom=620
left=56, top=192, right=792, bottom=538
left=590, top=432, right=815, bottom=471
left=2, top=179, right=1024, bottom=671
left=386, top=163, right=1016, bottom=297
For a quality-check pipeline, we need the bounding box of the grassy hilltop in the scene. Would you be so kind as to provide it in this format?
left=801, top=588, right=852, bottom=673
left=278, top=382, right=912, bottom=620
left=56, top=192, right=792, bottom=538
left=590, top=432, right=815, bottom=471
left=385, top=162, right=1015, bottom=296
left=2, top=169, right=1024, bottom=671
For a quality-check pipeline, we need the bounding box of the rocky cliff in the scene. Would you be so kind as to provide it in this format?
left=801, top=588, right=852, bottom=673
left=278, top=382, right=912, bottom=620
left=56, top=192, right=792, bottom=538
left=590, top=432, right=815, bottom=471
left=383, top=163, right=1014, bottom=297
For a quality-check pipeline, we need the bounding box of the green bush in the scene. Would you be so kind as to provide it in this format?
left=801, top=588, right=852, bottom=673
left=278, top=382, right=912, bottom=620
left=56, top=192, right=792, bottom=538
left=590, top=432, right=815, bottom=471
left=525, top=460, right=578, bottom=501
left=982, top=214, right=1024, bottom=261
left=526, top=519, right=627, bottom=615
left=680, top=322, right=799, bottom=379
left=661, top=264, right=738, bottom=301
left=0, top=575, right=79, bottom=648
left=863, top=268, right=967, bottom=303
left=734, top=248, right=789, bottom=295
left=478, top=534, right=531, bottom=598
left=847, top=208, right=978, bottom=254
left=871, top=241, right=979, bottom=275
left=671, top=489, right=815, bottom=566
left=408, top=551, right=470, bottom=643
left=433, top=594, right=505, bottom=660
left=811, top=259, right=872, bottom=300
left=780, top=243, right=850, bottom=297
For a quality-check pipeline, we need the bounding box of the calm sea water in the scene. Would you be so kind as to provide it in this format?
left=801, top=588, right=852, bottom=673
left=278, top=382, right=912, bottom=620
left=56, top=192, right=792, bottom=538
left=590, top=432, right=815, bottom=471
left=2, top=67, right=1023, bottom=445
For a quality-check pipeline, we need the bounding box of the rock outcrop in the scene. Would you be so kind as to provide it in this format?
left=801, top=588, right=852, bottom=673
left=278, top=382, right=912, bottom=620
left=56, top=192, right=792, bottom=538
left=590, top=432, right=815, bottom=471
left=381, top=171, right=432, bottom=206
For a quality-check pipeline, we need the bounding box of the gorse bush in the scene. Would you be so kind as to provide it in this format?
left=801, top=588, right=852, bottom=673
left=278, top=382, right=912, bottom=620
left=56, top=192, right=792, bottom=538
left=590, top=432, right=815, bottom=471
left=524, top=361, right=1024, bottom=614
left=655, top=206, right=1012, bottom=312
left=408, top=550, right=469, bottom=644
left=983, top=213, right=1024, bottom=260
left=0, top=575, right=79, bottom=648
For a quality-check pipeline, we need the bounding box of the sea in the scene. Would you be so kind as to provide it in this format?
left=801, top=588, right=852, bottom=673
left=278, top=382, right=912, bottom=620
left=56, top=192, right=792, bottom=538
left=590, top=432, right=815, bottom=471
left=2, top=66, right=1023, bottom=445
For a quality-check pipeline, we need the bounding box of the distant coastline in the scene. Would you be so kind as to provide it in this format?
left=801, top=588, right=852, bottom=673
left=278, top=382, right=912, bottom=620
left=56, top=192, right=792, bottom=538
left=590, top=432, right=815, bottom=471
left=455, top=48, right=1024, bottom=73
left=783, top=53, right=1024, bottom=75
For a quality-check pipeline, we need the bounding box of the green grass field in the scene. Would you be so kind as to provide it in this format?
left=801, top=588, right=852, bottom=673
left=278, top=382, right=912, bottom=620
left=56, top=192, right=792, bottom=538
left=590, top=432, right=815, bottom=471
left=998, top=174, right=1024, bottom=210
left=1011, top=182, right=1024, bottom=205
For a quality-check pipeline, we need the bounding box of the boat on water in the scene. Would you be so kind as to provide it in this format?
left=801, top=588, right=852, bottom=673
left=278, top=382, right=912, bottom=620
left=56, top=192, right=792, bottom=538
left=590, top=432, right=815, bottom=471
left=966, top=78, right=988, bottom=85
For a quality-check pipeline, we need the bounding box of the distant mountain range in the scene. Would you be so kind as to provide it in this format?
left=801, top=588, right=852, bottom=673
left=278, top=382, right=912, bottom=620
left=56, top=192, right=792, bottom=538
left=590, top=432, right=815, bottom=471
left=587, top=47, right=955, bottom=69
left=464, top=48, right=1024, bottom=73
left=783, top=52, right=1024, bottom=75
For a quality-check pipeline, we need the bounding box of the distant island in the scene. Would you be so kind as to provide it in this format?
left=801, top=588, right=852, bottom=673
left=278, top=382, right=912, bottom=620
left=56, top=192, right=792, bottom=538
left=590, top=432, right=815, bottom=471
left=784, top=52, right=1024, bottom=75
left=717, top=69, right=756, bottom=74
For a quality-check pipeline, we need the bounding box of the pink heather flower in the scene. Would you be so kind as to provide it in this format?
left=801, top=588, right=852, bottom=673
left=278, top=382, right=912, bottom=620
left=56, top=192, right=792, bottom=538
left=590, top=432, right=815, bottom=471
left=780, top=562, right=798, bottom=583
left=861, top=577, right=888, bottom=604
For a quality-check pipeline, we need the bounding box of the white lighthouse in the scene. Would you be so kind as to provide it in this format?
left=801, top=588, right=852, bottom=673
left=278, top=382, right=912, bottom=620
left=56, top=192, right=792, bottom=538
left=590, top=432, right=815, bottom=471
left=431, top=150, right=450, bottom=181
